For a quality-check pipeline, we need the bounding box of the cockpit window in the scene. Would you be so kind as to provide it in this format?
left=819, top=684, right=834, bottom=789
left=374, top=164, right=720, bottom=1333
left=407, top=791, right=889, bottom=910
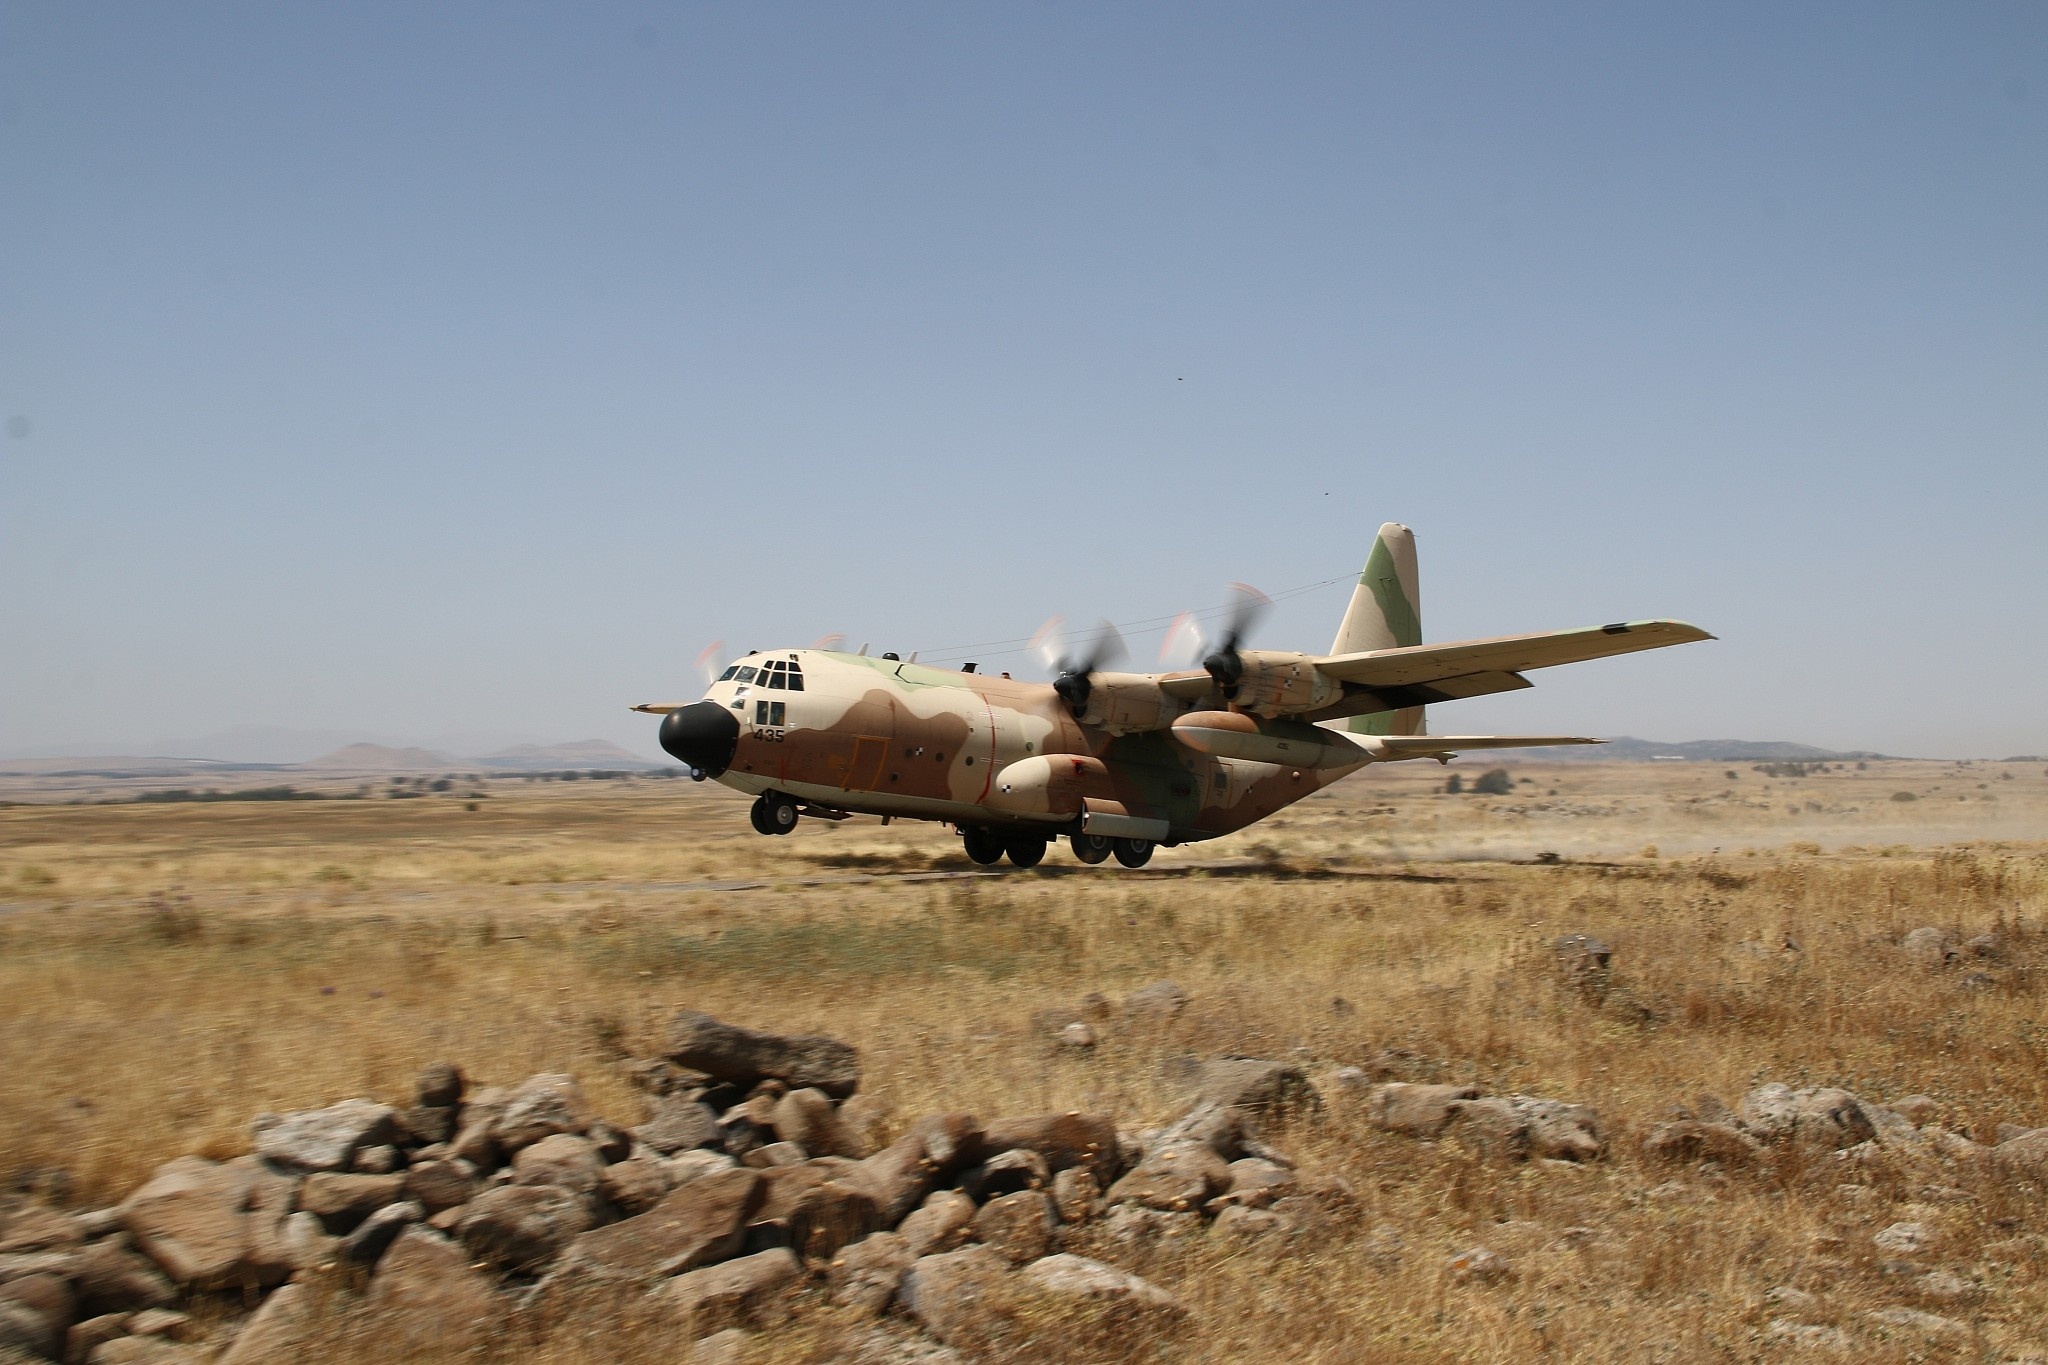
left=734, top=666, right=757, bottom=684
left=764, top=665, right=786, bottom=689
left=717, top=665, right=740, bottom=682
left=786, top=669, right=803, bottom=691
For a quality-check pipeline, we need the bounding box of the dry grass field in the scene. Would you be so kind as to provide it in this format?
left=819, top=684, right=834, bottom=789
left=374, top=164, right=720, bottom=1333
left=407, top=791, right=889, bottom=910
left=4, top=758, right=2047, bottom=1362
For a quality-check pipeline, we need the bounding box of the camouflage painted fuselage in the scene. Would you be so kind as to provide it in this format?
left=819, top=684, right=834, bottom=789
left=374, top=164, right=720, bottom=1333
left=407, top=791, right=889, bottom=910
left=707, top=651, right=1342, bottom=844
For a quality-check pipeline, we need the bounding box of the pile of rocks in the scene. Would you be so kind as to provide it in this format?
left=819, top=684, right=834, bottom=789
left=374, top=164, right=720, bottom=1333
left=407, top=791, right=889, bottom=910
left=1640, top=1084, right=2002, bottom=1171
left=1353, top=1082, right=1606, bottom=1163
left=0, top=1010, right=1332, bottom=1365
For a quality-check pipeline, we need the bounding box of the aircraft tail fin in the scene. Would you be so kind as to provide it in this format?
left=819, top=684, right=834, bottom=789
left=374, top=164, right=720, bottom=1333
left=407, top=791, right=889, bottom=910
left=1332, top=523, right=1425, bottom=737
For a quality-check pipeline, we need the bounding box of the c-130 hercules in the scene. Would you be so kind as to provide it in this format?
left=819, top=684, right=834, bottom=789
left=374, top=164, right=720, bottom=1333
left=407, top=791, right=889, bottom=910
left=636, top=524, right=1711, bottom=869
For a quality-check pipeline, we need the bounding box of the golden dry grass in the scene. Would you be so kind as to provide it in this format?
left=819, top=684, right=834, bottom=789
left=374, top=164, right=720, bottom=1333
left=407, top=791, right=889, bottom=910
left=4, top=759, right=2048, bottom=1362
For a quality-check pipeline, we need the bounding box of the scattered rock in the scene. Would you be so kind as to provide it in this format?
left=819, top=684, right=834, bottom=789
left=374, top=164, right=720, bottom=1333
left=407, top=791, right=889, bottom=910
left=639, top=1098, right=723, bottom=1156
left=972, top=1191, right=1055, bottom=1265
left=455, top=1184, right=595, bottom=1274
left=512, top=1134, right=603, bottom=1197
left=829, top=1231, right=916, bottom=1315
left=895, top=1245, right=1013, bottom=1348
left=666, top=1012, right=862, bottom=1099
left=1553, top=934, right=1613, bottom=998
left=688, top=1327, right=751, bottom=1365
left=1864, top=1306, right=1972, bottom=1345
left=897, top=1191, right=976, bottom=1258
left=1195, top=1058, right=1321, bottom=1116
left=119, top=1158, right=291, bottom=1291
left=746, top=1163, right=883, bottom=1259
left=1122, top=981, right=1190, bottom=1021
left=1050, top=1168, right=1101, bottom=1224
left=662, top=1247, right=803, bottom=1335
left=340, top=1198, right=421, bottom=1265
left=363, top=1226, right=499, bottom=1355
left=300, top=1172, right=404, bottom=1232
left=125, top=1308, right=193, bottom=1342
left=1641, top=1120, right=1761, bottom=1168
left=0, top=1274, right=71, bottom=1360
left=1445, top=1247, right=1512, bottom=1285
left=1764, top=1319, right=1852, bottom=1351
left=850, top=1116, right=984, bottom=1226
left=401, top=1157, right=477, bottom=1215
left=769, top=1088, right=858, bottom=1159
left=1101, top=1205, right=1204, bottom=1244
left=556, top=1168, right=759, bottom=1280
left=251, top=1099, right=397, bottom=1173
left=597, top=1157, right=672, bottom=1217
left=1901, top=927, right=1956, bottom=969
left=1891, top=1095, right=1941, bottom=1126
left=0, top=1207, right=82, bottom=1256
left=1058, top=1022, right=1097, bottom=1049
left=743, top=1142, right=808, bottom=1169
left=215, top=1282, right=312, bottom=1365
left=1211, top=1205, right=1289, bottom=1242
left=1016, top=1253, right=1188, bottom=1339
left=1738, top=1085, right=1876, bottom=1149
left=66, top=1312, right=133, bottom=1364
left=1367, top=1083, right=1482, bottom=1139
left=492, top=1075, right=593, bottom=1154
left=417, top=1062, right=466, bottom=1110
left=981, top=1113, right=1121, bottom=1189
left=1104, top=1141, right=1230, bottom=1213
left=1210, top=1157, right=1297, bottom=1210
left=71, top=1240, right=176, bottom=1315
left=1873, top=1221, right=1934, bottom=1257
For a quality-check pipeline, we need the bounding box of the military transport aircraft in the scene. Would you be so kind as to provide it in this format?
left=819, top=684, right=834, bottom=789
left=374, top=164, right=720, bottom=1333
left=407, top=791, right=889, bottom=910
left=634, top=524, right=1710, bottom=869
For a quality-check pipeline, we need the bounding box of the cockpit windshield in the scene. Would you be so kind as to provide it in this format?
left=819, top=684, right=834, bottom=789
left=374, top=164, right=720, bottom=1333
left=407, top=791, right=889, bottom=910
left=717, top=665, right=740, bottom=682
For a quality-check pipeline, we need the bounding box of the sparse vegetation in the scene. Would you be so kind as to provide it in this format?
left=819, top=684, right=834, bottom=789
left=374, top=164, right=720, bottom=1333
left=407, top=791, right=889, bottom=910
left=3, top=764, right=2046, bottom=1360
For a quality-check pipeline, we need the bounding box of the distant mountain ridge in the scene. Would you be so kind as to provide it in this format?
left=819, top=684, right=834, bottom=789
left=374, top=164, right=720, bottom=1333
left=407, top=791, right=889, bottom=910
left=1529, top=737, right=1893, bottom=763
left=295, top=740, right=669, bottom=773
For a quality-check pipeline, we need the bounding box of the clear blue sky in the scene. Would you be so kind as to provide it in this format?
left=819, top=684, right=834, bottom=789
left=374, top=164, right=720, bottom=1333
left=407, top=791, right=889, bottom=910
left=4, top=3, right=2044, bottom=760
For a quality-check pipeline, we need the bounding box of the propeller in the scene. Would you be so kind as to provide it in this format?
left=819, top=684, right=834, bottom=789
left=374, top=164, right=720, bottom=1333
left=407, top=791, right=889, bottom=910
left=810, top=632, right=846, bottom=651
left=1199, top=582, right=1271, bottom=699
left=693, top=640, right=729, bottom=687
left=1030, top=616, right=1127, bottom=716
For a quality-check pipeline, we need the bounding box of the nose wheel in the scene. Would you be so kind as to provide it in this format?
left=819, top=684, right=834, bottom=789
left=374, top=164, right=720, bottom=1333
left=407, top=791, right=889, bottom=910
left=750, top=792, right=799, bottom=836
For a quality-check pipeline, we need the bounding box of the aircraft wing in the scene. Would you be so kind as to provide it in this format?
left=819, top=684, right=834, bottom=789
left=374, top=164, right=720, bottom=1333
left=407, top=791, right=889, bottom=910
left=630, top=703, right=685, bottom=715
left=1353, top=734, right=1603, bottom=756
left=1317, top=620, right=1713, bottom=690
left=1157, top=671, right=1217, bottom=700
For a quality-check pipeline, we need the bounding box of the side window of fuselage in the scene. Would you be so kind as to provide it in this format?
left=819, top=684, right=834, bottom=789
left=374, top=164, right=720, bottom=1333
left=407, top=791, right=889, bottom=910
left=754, top=700, right=769, bottom=725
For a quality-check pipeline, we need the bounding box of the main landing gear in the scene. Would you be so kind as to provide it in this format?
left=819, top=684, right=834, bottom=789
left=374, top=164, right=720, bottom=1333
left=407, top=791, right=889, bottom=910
left=749, top=791, right=799, bottom=836
left=960, top=827, right=1157, bottom=868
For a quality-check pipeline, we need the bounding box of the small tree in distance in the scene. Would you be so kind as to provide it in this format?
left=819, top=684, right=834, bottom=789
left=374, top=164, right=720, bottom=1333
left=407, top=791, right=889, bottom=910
left=1473, top=768, right=1514, bottom=796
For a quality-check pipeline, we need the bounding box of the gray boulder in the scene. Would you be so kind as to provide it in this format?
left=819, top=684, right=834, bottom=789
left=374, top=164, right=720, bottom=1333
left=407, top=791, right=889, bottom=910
left=455, top=1184, right=594, bottom=1274
left=666, top=1012, right=861, bottom=1099
left=251, top=1099, right=397, bottom=1172
left=1738, top=1084, right=1877, bottom=1149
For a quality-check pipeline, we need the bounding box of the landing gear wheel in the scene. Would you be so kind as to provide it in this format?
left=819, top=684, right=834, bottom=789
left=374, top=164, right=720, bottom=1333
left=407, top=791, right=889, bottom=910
left=961, top=827, right=1005, bottom=866
left=1111, top=837, right=1155, bottom=868
left=1004, top=835, right=1048, bottom=868
left=749, top=796, right=773, bottom=835
left=758, top=791, right=799, bottom=836
left=1070, top=832, right=1114, bottom=865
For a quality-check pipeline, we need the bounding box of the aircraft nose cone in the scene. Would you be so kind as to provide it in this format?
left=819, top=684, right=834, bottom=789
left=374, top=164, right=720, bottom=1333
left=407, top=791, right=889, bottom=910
left=659, top=701, right=740, bottom=776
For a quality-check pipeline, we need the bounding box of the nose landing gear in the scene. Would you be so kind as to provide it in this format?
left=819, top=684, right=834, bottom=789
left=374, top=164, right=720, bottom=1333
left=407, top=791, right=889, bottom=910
left=750, top=792, right=799, bottom=836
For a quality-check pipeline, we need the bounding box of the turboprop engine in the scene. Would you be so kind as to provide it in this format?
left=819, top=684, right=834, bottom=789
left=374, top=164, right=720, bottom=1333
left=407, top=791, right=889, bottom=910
left=1170, top=711, right=1365, bottom=770
left=1217, top=651, right=1343, bottom=717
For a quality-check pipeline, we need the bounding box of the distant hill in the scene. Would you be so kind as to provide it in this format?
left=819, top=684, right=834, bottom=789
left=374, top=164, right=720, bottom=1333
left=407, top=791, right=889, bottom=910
left=1529, top=737, right=1893, bottom=763
left=298, top=743, right=460, bottom=772
left=476, top=740, right=670, bottom=772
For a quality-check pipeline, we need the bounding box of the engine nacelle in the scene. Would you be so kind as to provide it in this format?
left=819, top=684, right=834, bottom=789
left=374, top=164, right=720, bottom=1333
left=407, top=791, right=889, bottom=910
left=1072, top=673, right=1179, bottom=735
left=988, top=754, right=1111, bottom=817
left=1225, top=650, right=1342, bottom=717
